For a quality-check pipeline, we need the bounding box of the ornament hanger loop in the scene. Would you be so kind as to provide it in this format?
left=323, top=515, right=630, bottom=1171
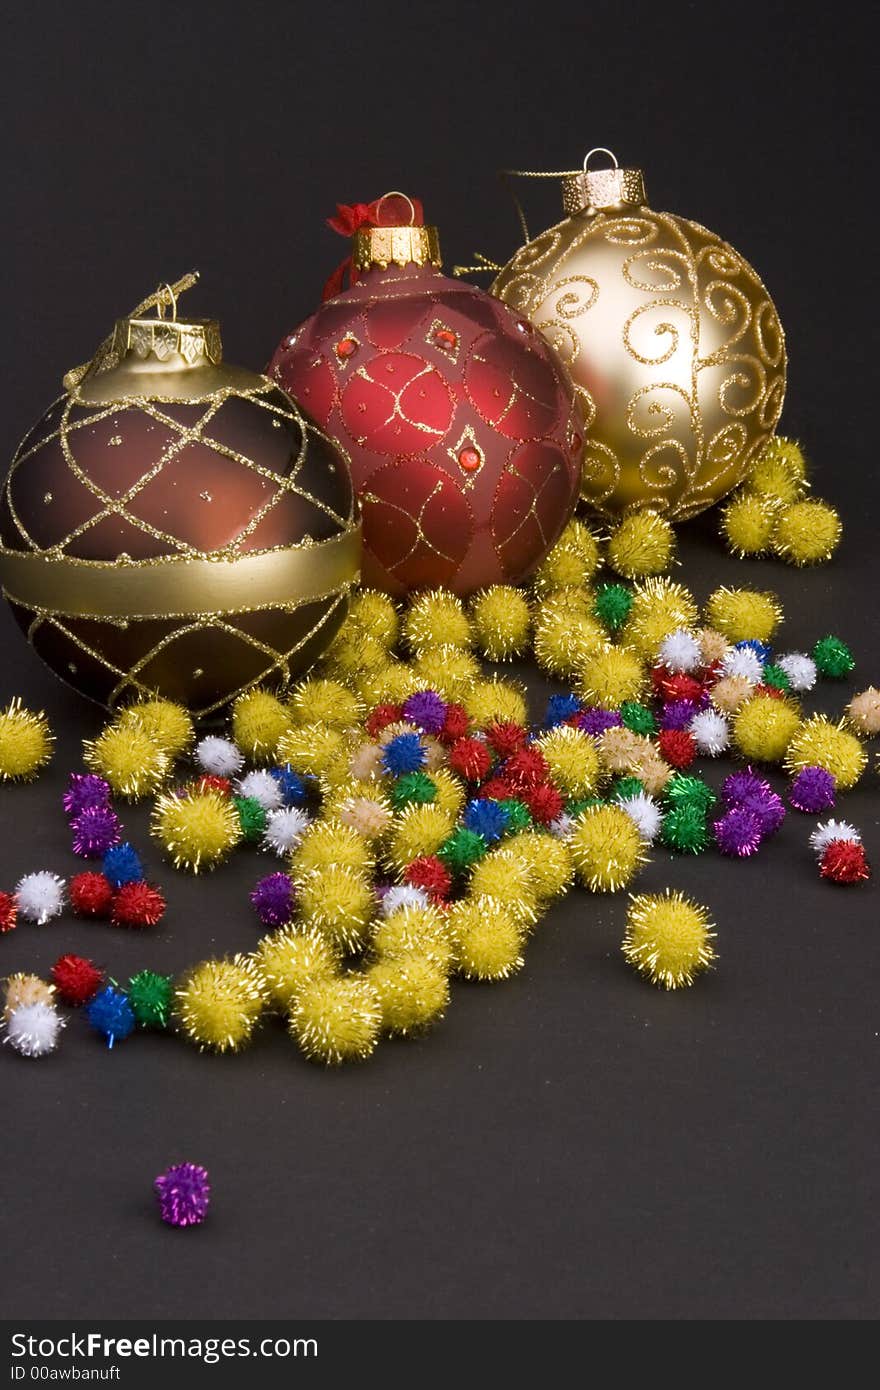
left=155, top=283, right=178, bottom=321
left=375, top=191, right=416, bottom=227
left=583, top=147, right=619, bottom=173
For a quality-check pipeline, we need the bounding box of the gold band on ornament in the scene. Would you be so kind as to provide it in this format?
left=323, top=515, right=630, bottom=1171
left=0, top=527, right=361, bottom=620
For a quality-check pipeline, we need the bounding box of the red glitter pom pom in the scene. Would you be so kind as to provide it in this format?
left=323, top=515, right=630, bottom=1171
left=0, top=890, right=17, bottom=934
left=448, top=736, right=492, bottom=782
left=820, top=839, right=871, bottom=884
left=652, top=669, right=704, bottom=703
left=404, top=854, right=452, bottom=902
left=70, top=871, right=114, bottom=918
left=112, top=881, right=167, bottom=928
left=523, top=782, right=564, bottom=824
left=486, top=722, right=527, bottom=758
left=658, top=728, right=697, bottom=769
left=195, top=775, right=233, bottom=797
left=439, top=703, right=471, bottom=744
left=478, top=776, right=516, bottom=802
left=503, top=746, right=549, bottom=791
left=51, top=953, right=104, bottom=1006
left=365, top=703, right=402, bottom=738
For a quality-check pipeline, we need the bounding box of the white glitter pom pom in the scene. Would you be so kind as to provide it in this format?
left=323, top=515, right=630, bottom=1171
left=689, top=709, right=730, bottom=756
left=262, top=806, right=311, bottom=856
left=15, top=871, right=65, bottom=925
left=382, top=885, right=429, bottom=917
left=549, top=813, right=575, bottom=840
left=721, top=646, right=763, bottom=683
left=658, top=629, right=702, bottom=673
left=809, top=819, right=861, bottom=858
left=3, top=1002, right=64, bottom=1057
left=236, top=769, right=284, bottom=811
left=618, top=792, right=662, bottom=843
left=777, top=653, right=817, bottom=692
left=194, top=735, right=244, bottom=777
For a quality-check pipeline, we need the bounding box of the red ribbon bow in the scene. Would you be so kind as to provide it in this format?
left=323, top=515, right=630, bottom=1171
left=322, top=196, right=425, bottom=301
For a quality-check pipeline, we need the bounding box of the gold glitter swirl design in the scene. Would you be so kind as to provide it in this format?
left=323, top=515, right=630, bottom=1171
left=491, top=206, right=786, bottom=519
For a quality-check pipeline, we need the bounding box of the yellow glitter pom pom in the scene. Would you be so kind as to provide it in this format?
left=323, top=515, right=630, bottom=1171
left=447, top=897, right=525, bottom=980
left=116, top=699, right=194, bottom=759
left=430, top=767, right=466, bottom=821
left=606, top=509, right=675, bottom=578
left=412, top=645, right=481, bottom=700
left=621, top=578, right=699, bottom=660
left=784, top=715, right=868, bottom=790
left=623, top=891, right=716, bottom=989
left=771, top=499, right=842, bottom=565
left=176, top=955, right=266, bottom=1052
left=719, top=491, right=779, bottom=557
left=505, top=831, right=573, bottom=903
left=355, top=660, right=421, bottom=707
left=253, top=927, right=340, bottom=1009
left=4, top=972, right=54, bottom=1017
left=732, top=694, right=802, bottom=763
left=463, top=677, right=527, bottom=729
left=292, top=819, right=375, bottom=879
left=470, top=585, right=531, bottom=660
left=846, top=687, right=880, bottom=737
left=324, top=628, right=387, bottom=679
left=536, top=724, right=600, bottom=798
left=231, top=689, right=291, bottom=762
left=532, top=518, right=601, bottom=594
left=276, top=723, right=348, bottom=780
left=747, top=436, right=808, bottom=502
left=290, top=974, right=381, bottom=1064
left=578, top=645, right=645, bottom=709
left=84, top=722, right=169, bottom=800
left=468, top=849, right=539, bottom=926
left=152, top=787, right=241, bottom=871
left=372, top=904, right=454, bottom=972
left=533, top=603, right=606, bottom=679
left=367, top=953, right=449, bottom=1035
left=710, top=675, right=755, bottom=715
left=0, top=700, right=54, bottom=782
left=569, top=804, right=645, bottom=892
left=705, top=586, right=782, bottom=643
left=403, top=590, right=472, bottom=654
left=348, top=589, right=399, bottom=648
left=387, top=804, right=455, bottom=873
left=297, top=865, right=375, bottom=953
left=288, top=678, right=363, bottom=729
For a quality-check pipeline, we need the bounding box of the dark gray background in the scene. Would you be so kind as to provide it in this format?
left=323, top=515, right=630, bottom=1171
left=1, top=0, right=877, bottom=1321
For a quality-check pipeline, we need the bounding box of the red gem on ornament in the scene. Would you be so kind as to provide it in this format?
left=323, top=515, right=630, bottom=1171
left=458, top=446, right=482, bottom=473
left=335, top=337, right=359, bottom=361
left=434, top=328, right=458, bottom=351
left=515, top=320, right=532, bottom=334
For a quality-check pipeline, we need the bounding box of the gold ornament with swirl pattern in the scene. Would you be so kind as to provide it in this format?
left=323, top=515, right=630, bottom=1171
left=490, top=152, right=786, bottom=519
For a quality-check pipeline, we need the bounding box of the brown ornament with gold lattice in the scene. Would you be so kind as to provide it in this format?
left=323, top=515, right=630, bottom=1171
left=0, top=275, right=360, bottom=717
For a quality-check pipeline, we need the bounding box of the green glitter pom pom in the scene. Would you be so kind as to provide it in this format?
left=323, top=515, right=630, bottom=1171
left=813, top=635, right=855, bottom=679
left=390, top=771, right=437, bottom=811
left=664, top=773, right=716, bottom=813
left=619, top=701, right=657, bottom=736
left=438, top=826, right=487, bottom=873
left=611, top=775, right=644, bottom=801
left=127, top=970, right=173, bottom=1029
left=762, top=662, right=791, bottom=692
left=594, top=583, right=633, bottom=631
left=567, top=796, right=605, bottom=817
left=498, top=798, right=532, bottom=834
left=661, top=803, right=709, bottom=854
left=234, top=795, right=267, bottom=842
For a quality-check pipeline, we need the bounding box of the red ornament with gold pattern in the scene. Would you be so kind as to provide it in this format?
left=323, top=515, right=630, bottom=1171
left=268, top=194, right=583, bottom=596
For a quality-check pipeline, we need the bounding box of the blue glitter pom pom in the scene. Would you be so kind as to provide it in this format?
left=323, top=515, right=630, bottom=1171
left=86, top=986, right=136, bottom=1048
left=463, top=798, right=510, bottom=844
left=269, top=765, right=309, bottom=807
left=381, top=732, right=426, bottom=776
left=544, top=694, right=582, bottom=728
left=102, top=842, right=144, bottom=888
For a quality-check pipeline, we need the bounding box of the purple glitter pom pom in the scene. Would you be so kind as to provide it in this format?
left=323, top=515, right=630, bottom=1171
left=789, top=765, right=836, bottom=813
left=577, top=707, right=623, bottom=737
left=250, top=872, right=295, bottom=927
left=71, top=805, right=122, bottom=858
left=401, top=690, right=447, bottom=735
left=714, top=806, right=764, bottom=857
left=721, top=767, right=769, bottom=807
left=660, top=699, right=698, bottom=730
left=154, top=1163, right=211, bottom=1228
left=63, top=773, right=112, bottom=821
left=739, top=785, right=786, bottom=836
